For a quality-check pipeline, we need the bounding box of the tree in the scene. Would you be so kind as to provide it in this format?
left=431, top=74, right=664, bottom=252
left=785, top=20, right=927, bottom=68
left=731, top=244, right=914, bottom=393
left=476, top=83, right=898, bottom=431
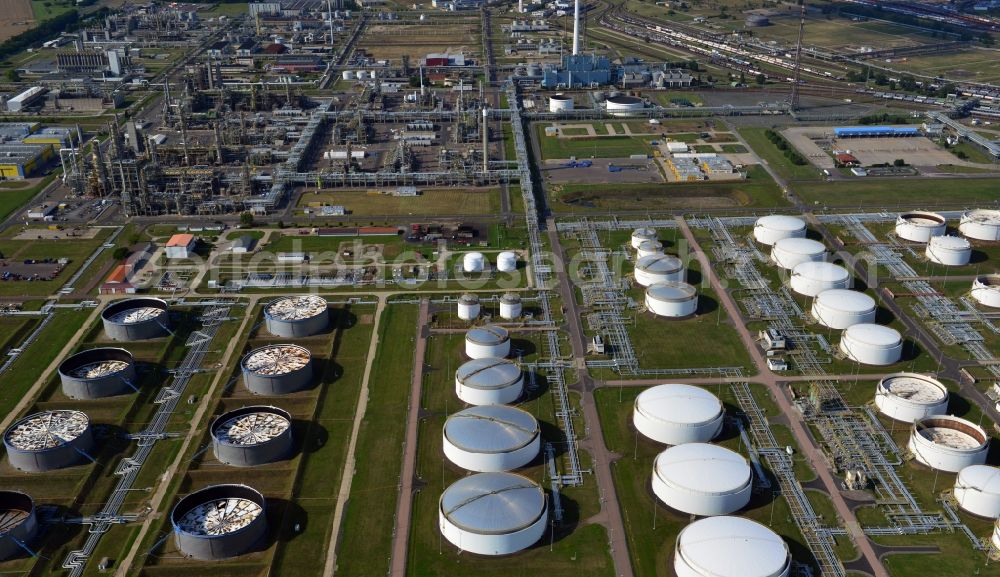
left=240, top=211, right=254, bottom=227
left=755, top=73, right=766, bottom=85
left=112, top=247, right=130, bottom=261
left=893, top=158, right=906, bottom=167
left=5, top=69, right=19, bottom=82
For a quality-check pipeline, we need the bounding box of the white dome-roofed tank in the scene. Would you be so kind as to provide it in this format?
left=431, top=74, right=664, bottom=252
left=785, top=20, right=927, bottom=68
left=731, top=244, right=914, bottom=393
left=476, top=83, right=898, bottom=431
left=549, top=94, right=574, bottom=112
left=439, top=472, right=547, bottom=556
left=896, top=211, right=947, bottom=242
left=875, top=373, right=949, bottom=422
left=839, top=324, right=903, bottom=366
left=264, top=295, right=329, bottom=338
left=637, top=239, right=664, bottom=258
left=457, top=294, right=481, bottom=321
left=953, top=465, right=1000, bottom=518
left=634, top=254, right=684, bottom=287
left=789, top=262, right=851, bottom=297
left=605, top=95, right=645, bottom=115
left=972, top=275, right=1000, bottom=308
left=770, top=237, right=826, bottom=270
left=674, top=516, right=791, bottom=577
left=454, top=357, right=523, bottom=405
left=443, top=405, right=540, bottom=472
left=633, top=384, right=724, bottom=445
left=463, top=252, right=485, bottom=273
left=753, top=215, right=806, bottom=246
left=811, top=289, right=876, bottom=329
left=631, top=227, right=657, bottom=249
left=645, top=282, right=698, bottom=318
left=464, top=325, right=510, bottom=359
left=496, top=251, right=518, bottom=273
left=926, top=235, right=971, bottom=266
left=499, top=293, right=522, bottom=320
left=652, top=443, right=752, bottom=516
left=908, top=415, right=989, bottom=472
left=960, top=209, right=1000, bottom=241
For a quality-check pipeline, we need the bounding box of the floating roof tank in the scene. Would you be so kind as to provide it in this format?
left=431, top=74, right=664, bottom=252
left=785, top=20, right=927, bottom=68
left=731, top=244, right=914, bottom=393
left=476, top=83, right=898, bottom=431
left=674, top=516, right=790, bottom=577
left=465, top=325, right=510, bottom=359
left=875, top=373, right=949, bottom=423
left=926, top=235, right=971, bottom=266
left=633, top=384, right=724, bottom=445
left=499, top=293, right=522, bottom=320
left=770, top=237, right=826, bottom=270
left=263, top=295, right=329, bottom=338
left=57, top=347, right=136, bottom=399
left=171, top=484, right=268, bottom=560
left=211, top=406, right=293, bottom=467
left=630, top=227, right=657, bottom=249
left=241, top=344, right=313, bottom=395
left=605, top=95, right=645, bottom=115
left=101, top=297, right=170, bottom=341
left=895, top=211, right=947, bottom=243
left=959, top=209, right=1000, bottom=241
left=443, top=405, right=540, bottom=472
left=645, top=282, right=698, bottom=318
left=811, top=289, right=876, bottom=329
left=0, top=491, right=38, bottom=561
left=789, top=262, right=851, bottom=297
left=3, top=410, right=94, bottom=472
left=753, top=215, right=806, bottom=246
left=457, top=293, right=481, bottom=321
left=634, top=254, right=684, bottom=287
left=908, top=415, right=989, bottom=472
left=652, top=443, right=752, bottom=516
left=953, top=465, right=1000, bottom=518
left=455, top=357, right=523, bottom=405
left=972, top=275, right=1000, bottom=308
left=438, top=472, right=547, bottom=556
left=839, top=323, right=903, bottom=366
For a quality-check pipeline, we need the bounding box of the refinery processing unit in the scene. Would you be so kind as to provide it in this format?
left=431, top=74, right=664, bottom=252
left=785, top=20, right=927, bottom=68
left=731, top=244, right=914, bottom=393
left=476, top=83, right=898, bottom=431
left=2, top=1, right=1000, bottom=577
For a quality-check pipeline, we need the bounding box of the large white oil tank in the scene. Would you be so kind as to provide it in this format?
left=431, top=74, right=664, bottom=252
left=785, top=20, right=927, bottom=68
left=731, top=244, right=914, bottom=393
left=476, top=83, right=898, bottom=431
left=971, top=275, right=1000, bottom=308
left=926, top=235, right=971, bottom=266
left=896, top=211, right=947, bottom=243
left=631, top=227, right=657, bottom=249
left=811, top=289, right=876, bottom=329
left=455, top=357, right=523, bottom=405
left=605, top=95, right=645, bottom=115
left=753, top=215, right=806, bottom=246
left=789, top=262, right=851, bottom=297
left=652, top=443, right=752, bottom=516
left=463, top=252, right=486, bottom=273
left=342, top=70, right=355, bottom=80
left=457, top=293, right=481, bottom=321
left=439, top=472, right=547, bottom=556
left=443, top=405, right=540, bottom=472
left=633, top=384, right=724, bottom=445
left=953, top=465, right=1000, bottom=518
left=674, top=516, right=791, bottom=577
left=839, top=323, right=903, bottom=366
left=637, top=240, right=664, bottom=258
left=645, top=282, right=698, bottom=318
left=496, top=251, right=518, bottom=273
left=770, top=237, right=826, bottom=270
left=464, top=325, right=511, bottom=359
left=908, top=415, right=989, bottom=473
left=875, top=373, right=949, bottom=422
left=549, top=94, right=574, bottom=112
left=499, top=293, right=522, bottom=320
left=634, top=254, right=684, bottom=287
left=960, top=209, right=1000, bottom=241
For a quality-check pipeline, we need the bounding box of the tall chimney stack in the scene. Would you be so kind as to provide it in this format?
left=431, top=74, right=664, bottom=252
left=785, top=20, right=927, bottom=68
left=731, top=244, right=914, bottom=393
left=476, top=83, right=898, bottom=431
left=572, top=0, right=580, bottom=55
left=482, top=108, right=489, bottom=172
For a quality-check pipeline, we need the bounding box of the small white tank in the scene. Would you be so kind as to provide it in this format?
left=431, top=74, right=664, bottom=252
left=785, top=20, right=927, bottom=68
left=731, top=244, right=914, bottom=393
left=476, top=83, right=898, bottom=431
left=839, top=324, right=903, bottom=366
left=549, top=94, right=574, bottom=112
left=457, top=294, right=480, bottom=321
left=342, top=70, right=355, bottom=80
left=971, top=275, right=1000, bottom=308
left=811, top=289, right=876, bottom=329
left=463, top=252, right=485, bottom=273
left=926, top=235, right=971, bottom=266
left=496, top=251, right=518, bottom=273
left=754, top=215, right=806, bottom=246
left=631, top=227, right=657, bottom=249
left=770, top=237, right=826, bottom=270
left=637, top=240, right=664, bottom=258
left=789, top=262, right=851, bottom=297
left=499, top=293, right=522, bottom=320
left=645, top=282, right=698, bottom=318
left=634, top=254, right=684, bottom=287
left=895, top=211, right=947, bottom=243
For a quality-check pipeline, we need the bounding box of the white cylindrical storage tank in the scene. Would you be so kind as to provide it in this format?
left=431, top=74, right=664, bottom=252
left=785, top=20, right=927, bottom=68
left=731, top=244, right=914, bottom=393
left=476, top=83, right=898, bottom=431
left=637, top=240, right=664, bottom=258
left=972, top=275, right=1000, bottom=308
left=770, top=237, right=826, bottom=270
left=875, top=373, right=949, bottom=422
left=652, top=443, right=752, bottom=516
left=633, top=384, right=724, bottom=445
left=753, top=215, right=806, bottom=246
left=605, top=95, right=645, bottom=115
left=839, top=323, right=903, bottom=366
left=454, top=357, right=523, bottom=405
left=674, top=516, right=791, bottom=577
left=811, top=289, right=876, bottom=329
left=634, top=254, right=684, bottom=287
left=439, top=472, right=547, bottom=556
left=549, top=94, right=574, bottom=112
left=645, top=282, right=698, bottom=318
left=789, top=262, right=851, bottom=297
left=462, top=252, right=485, bottom=273
left=960, top=209, right=1000, bottom=241
left=499, top=293, right=522, bottom=320
left=908, top=415, right=989, bottom=473
left=926, top=235, right=971, bottom=266
left=443, top=405, right=540, bottom=472
left=457, top=294, right=480, bottom=321
left=953, top=465, right=1000, bottom=518
left=496, top=251, right=517, bottom=273
left=630, top=227, right=657, bottom=249
left=895, top=211, right=947, bottom=243
left=342, top=70, right=354, bottom=80
left=464, top=325, right=510, bottom=360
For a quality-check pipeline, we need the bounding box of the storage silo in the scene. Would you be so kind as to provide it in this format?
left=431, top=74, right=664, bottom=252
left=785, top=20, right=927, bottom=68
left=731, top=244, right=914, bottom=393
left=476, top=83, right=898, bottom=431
left=342, top=70, right=355, bottom=80
left=789, top=262, right=851, bottom=297
left=58, top=347, right=136, bottom=399
left=443, top=405, right=540, bottom=472
left=674, top=516, right=791, bottom=577
left=499, top=293, right=522, bottom=320
left=839, top=324, right=903, bottom=366
left=439, top=472, right=547, bottom=555
left=753, top=215, right=806, bottom=246
left=630, top=227, right=657, bottom=249
left=496, top=251, right=518, bottom=273
left=0, top=491, right=38, bottom=561
left=770, top=237, right=826, bottom=270
left=457, top=294, right=481, bottom=321
left=645, top=282, right=698, bottom=318
left=455, top=357, right=523, bottom=405
left=875, top=373, right=949, bottom=423
left=549, top=94, right=574, bottom=112
left=953, top=465, right=1000, bottom=518
left=811, top=289, right=876, bottom=329
left=463, top=252, right=486, bottom=273
left=637, top=240, right=664, bottom=258
left=895, top=211, right=947, bottom=243
left=926, top=235, right=971, bottom=266
left=211, top=406, right=293, bottom=467
left=652, top=443, right=752, bottom=516
left=3, top=410, right=94, bottom=472
left=263, top=295, right=329, bottom=338
left=972, top=275, right=1000, bottom=308
left=959, top=209, right=1000, bottom=241
left=101, top=298, right=170, bottom=341
left=171, top=484, right=268, bottom=560
left=633, top=384, right=724, bottom=445
left=241, top=344, right=313, bottom=395
left=605, top=95, right=645, bottom=116
left=464, top=326, right=510, bottom=359
left=634, top=254, right=684, bottom=287
left=908, top=415, right=989, bottom=472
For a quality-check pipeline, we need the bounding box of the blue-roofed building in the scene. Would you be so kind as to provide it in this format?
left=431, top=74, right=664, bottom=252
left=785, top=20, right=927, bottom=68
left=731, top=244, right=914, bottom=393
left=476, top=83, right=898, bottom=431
left=834, top=126, right=921, bottom=138
left=541, top=54, right=612, bottom=88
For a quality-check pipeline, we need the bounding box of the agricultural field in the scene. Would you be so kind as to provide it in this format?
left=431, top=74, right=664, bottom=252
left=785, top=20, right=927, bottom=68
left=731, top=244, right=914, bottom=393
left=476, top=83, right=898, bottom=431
left=0, top=0, right=35, bottom=42
left=357, top=21, right=481, bottom=60
left=295, top=188, right=500, bottom=216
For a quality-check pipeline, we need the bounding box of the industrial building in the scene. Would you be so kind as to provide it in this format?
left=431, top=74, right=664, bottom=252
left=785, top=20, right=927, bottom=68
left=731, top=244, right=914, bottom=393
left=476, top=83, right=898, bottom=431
left=438, top=472, right=547, bottom=555
left=241, top=344, right=314, bottom=395
left=164, top=233, right=197, bottom=259
left=3, top=410, right=95, bottom=472
left=0, top=144, right=50, bottom=180
left=264, top=295, right=329, bottom=337
left=171, top=484, right=268, bottom=560
left=211, top=405, right=294, bottom=466
left=5, top=87, right=46, bottom=113
left=101, top=298, right=171, bottom=341
left=833, top=126, right=921, bottom=138
left=442, top=405, right=540, bottom=472
left=57, top=347, right=136, bottom=399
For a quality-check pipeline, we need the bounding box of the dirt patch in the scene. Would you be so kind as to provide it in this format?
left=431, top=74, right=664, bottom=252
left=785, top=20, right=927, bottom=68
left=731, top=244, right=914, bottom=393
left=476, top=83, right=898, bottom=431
left=0, top=0, right=35, bottom=42
left=13, top=227, right=101, bottom=241
left=357, top=314, right=374, bottom=324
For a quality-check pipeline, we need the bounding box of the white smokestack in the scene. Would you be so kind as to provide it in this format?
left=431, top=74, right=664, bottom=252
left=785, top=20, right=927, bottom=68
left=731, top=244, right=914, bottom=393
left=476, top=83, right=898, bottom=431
left=572, top=0, right=580, bottom=55
left=518, top=0, right=523, bottom=13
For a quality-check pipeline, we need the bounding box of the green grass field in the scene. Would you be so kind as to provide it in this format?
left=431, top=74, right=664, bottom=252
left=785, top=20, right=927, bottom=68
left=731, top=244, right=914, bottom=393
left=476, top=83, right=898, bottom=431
left=538, top=128, right=653, bottom=160
left=794, top=177, right=1000, bottom=208
left=0, top=175, right=52, bottom=222
left=0, top=226, right=114, bottom=296
left=739, top=127, right=824, bottom=181
left=30, top=0, right=75, bottom=20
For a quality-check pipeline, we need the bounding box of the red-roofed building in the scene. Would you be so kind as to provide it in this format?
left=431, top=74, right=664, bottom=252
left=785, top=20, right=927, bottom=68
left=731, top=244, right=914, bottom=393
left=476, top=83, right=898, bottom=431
left=165, top=234, right=197, bottom=259
left=834, top=153, right=860, bottom=166
left=100, top=264, right=136, bottom=295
